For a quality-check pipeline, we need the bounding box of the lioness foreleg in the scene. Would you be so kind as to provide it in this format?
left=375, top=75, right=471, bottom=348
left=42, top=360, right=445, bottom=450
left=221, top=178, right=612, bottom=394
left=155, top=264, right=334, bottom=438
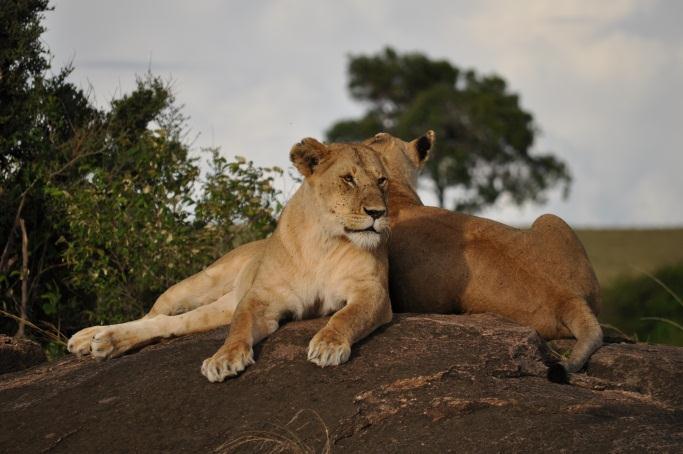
left=308, top=284, right=392, bottom=367
left=68, top=293, right=236, bottom=359
left=201, top=296, right=279, bottom=382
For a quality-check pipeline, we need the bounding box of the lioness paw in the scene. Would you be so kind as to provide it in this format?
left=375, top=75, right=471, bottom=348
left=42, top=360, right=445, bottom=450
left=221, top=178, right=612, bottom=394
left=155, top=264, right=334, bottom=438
left=201, top=342, right=254, bottom=383
left=307, top=329, right=351, bottom=367
left=67, top=326, right=106, bottom=357
left=87, top=326, right=146, bottom=360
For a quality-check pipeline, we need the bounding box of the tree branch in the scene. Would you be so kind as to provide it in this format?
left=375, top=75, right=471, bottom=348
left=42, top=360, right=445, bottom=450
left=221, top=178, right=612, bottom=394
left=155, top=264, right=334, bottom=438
left=0, top=141, right=100, bottom=272
left=16, top=218, right=29, bottom=338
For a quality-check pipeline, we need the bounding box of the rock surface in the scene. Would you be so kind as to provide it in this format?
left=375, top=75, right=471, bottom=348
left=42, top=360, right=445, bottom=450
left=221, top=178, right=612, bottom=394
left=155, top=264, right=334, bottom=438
left=0, top=334, right=46, bottom=374
left=0, top=314, right=681, bottom=453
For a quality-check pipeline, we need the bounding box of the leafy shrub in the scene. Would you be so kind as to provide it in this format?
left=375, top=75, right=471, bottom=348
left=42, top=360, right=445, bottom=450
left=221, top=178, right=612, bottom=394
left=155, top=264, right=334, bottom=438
left=1, top=75, right=282, bottom=345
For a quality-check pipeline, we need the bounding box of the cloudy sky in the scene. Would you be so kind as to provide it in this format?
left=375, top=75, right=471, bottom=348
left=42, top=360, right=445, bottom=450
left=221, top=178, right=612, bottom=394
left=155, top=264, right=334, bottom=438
left=44, top=0, right=683, bottom=227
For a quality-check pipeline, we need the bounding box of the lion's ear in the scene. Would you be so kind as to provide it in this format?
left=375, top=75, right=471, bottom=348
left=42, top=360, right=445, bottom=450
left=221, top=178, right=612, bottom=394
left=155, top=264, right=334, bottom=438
left=408, top=130, right=435, bottom=166
left=290, top=138, right=330, bottom=177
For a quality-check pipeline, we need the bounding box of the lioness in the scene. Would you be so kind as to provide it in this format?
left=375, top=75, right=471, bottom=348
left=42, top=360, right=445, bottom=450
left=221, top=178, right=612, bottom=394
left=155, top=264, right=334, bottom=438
left=366, top=131, right=602, bottom=383
left=69, top=138, right=392, bottom=382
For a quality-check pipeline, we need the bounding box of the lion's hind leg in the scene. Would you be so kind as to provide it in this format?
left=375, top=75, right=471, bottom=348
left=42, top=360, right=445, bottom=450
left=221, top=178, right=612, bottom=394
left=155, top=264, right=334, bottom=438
left=548, top=297, right=603, bottom=383
left=145, top=268, right=233, bottom=319
left=146, top=240, right=264, bottom=319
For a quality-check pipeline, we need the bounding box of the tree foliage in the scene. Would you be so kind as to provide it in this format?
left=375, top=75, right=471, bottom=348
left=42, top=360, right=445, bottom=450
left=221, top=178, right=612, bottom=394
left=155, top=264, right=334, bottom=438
left=327, top=47, right=572, bottom=211
left=0, top=0, right=51, bottom=170
left=0, top=1, right=281, bottom=353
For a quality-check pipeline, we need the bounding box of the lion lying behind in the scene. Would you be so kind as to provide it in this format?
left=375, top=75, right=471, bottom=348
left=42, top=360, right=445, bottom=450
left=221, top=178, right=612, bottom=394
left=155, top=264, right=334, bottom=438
left=69, top=138, right=392, bottom=382
left=366, top=131, right=602, bottom=383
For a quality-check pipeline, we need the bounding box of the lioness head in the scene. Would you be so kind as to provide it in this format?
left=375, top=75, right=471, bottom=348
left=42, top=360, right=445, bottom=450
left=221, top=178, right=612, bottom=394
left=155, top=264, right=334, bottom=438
left=290, top=138, right=389, bottom=250
left=363, top=131, right=435, bottom=191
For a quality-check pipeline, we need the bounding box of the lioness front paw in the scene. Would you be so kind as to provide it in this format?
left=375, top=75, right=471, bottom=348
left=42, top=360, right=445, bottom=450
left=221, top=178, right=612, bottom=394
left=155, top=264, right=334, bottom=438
left=88, top=328, right=123, bottom=360
left=67, top=326, right=107, bottom=357
left=71, top=326, right=138, bottom=360
left=201, top=342, right=254, bottom=383
left=307, top=329, right=351, bottom=367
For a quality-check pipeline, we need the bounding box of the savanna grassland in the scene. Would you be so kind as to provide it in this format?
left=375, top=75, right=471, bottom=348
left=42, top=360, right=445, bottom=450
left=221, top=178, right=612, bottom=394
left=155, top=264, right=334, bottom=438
left=576, top=228, right=683, bottom=285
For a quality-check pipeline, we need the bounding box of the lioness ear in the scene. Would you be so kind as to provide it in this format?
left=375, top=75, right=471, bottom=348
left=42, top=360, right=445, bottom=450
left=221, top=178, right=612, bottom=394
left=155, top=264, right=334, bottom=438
left=290, top=138, right=330, bottom=177
left=409, top=130, right=435, bottom=166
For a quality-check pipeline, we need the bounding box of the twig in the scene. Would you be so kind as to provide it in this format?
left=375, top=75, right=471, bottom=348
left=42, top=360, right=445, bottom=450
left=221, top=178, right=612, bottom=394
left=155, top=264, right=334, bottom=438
left=632, top=265, right=683, bottom=308
left=0, top=195, right=24, bottom=272
left=215, top=409, right=331, bottom=454
left=599, top=323, right=635, bottom=343
left=0, top=309, right=68, bottom=346
left=16, top=218, right=29, bottom=338
left=27, top=239, right=49, bottom=301
left=0, top=146, right=101, bottom=272
left=641, top=317, right=683, bottom=332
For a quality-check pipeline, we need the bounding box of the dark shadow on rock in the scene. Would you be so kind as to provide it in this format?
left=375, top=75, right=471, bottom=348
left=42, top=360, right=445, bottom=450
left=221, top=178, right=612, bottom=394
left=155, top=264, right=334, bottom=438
left=0, top=335, right=46, bottom=375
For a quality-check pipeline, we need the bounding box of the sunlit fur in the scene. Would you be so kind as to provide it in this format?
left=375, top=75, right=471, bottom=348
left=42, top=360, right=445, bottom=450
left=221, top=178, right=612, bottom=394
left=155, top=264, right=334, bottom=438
left=68, top=138, right=393, bottom=384
left=69, top=131, right=602, bottom=384
left=344, top=216, right=389, bottom=249
left=365, top=131, right=603, bottom=382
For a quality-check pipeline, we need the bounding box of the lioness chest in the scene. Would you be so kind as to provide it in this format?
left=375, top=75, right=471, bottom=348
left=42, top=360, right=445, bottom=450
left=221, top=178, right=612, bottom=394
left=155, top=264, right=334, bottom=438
left=261, top=242, right=384, bottom=320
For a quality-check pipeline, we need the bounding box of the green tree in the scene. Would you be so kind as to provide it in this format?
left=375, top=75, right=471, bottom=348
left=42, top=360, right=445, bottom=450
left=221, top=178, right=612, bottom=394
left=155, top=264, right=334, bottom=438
left=1, top=0, right=99, bottom=339
left=0, top=0, right=51, bottom=170
left=0, top=2, right=281, bottom=353
left=327, top=47, right=571, bottom=211
left=53, top=77, right=281, bottom=325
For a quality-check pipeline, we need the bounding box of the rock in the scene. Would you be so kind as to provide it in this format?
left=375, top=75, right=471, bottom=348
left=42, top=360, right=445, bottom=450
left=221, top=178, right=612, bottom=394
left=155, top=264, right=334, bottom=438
left=0, top=314, right=681, bottom=453
left=0, top=334, right=46, bottom=375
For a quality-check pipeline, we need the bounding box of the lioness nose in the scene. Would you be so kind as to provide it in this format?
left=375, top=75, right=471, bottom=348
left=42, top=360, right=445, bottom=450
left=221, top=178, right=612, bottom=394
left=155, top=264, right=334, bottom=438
left=364, top=207, right=386, bottom=219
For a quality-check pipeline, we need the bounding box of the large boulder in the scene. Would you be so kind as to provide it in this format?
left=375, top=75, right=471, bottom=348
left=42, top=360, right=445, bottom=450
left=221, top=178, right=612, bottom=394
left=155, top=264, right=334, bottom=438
left=0, top=314, right=681, bottom=453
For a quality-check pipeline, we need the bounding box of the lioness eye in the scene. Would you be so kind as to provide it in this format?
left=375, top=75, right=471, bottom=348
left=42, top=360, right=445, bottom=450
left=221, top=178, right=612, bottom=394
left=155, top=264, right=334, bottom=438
left=342, top=175, right=354, bottom=185
left=378, top=176, right=387, bottom=186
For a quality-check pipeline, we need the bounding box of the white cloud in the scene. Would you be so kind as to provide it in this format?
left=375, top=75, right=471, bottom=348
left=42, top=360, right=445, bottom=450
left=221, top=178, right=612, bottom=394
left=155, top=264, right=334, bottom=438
left=43, top=0, right=683, bottom=226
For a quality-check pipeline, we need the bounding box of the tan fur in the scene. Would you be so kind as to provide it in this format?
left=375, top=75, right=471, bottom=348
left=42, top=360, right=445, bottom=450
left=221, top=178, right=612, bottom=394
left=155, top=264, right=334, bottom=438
left=69, top=131, right=602, bottom=380
left=69, top=139, right=392, bottom=382
left=366, top=131, right=603, bottom=376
